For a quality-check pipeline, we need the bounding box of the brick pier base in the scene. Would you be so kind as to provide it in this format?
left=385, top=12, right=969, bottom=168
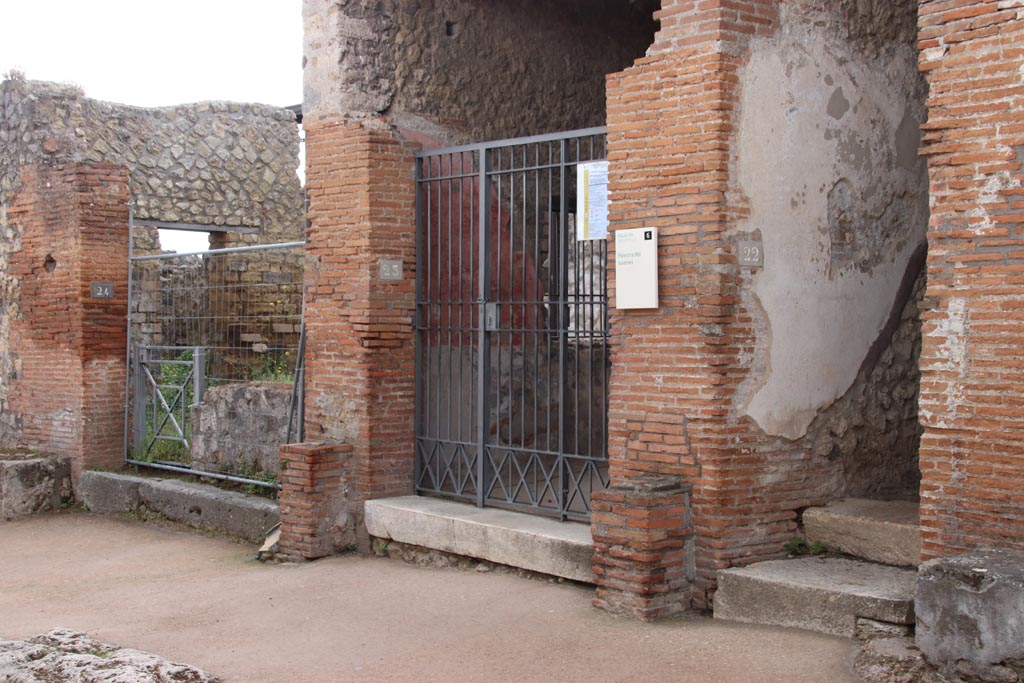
left=277, top=442, right=353, bottom=560
left=591, top=475, right=694, bottom=620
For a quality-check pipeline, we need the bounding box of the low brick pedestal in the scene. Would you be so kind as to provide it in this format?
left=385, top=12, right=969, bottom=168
left=591, top=475, right=694, bottom=620
left=277, top=442, right=353, bottom=560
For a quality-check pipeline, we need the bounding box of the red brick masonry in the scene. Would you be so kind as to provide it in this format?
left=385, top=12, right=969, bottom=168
left=277, top=442, right=353, bottom=560
left=592, top=475, right=694, bottom=621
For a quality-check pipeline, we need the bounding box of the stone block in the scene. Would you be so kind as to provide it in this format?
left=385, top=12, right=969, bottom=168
left=854, top=637, right=930, bottom=683
left=715, top=557, right=916, bottom=637
left=79, top=471, right=277, bottom=543
left=138, top=479, right=278, bottom=543
left=804, top=498, right=920, bottom=567
left=78, top=471, right=143, bottom=514
left=365, top=496, right=593, bottom=582
left=0, top=453, right=71, bottom=520
left=857, top=617, right=914, bottom=641
left=190, top=382, right=292, bottom=476
left=916, top=550, right=1024, bottom=672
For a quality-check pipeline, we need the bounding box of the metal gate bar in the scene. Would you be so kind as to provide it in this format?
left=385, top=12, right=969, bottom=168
left=415, top=127, right=609, bottom=521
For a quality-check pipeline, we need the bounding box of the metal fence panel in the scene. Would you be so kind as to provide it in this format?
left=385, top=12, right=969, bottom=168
left=125, top=235, right=305, bottom=490
left=415, top=128, right=610, bottom=521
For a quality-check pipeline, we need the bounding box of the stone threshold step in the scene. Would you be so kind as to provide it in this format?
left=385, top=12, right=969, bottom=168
left=714, top=557, right=917, bottom=638
left=364, top=496, right=593, bottom=583
left=803, top=498, right=920, bottom=567
left=79, top=471, right=278, bottom=543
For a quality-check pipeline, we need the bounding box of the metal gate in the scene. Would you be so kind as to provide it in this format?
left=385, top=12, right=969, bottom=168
left=415, top=127, right=610, bottom=521
left=124, top=231, right=305, bottom=490
left=132, top=345, right=206, bottom=458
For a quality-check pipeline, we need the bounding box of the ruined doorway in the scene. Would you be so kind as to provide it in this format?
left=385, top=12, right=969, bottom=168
left=414, top=128, right=609, bottom=521
left=125, top=218, right=305, bottom=491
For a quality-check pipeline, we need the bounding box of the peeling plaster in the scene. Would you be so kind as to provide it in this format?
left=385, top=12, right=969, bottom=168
left=735, top=3, right=929, bottom=440
left=920, top=298, right=969, bottom=430
left=969, top=150, right=1024, bottom=235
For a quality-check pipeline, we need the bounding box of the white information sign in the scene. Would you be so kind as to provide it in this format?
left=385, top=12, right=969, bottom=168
left=576, top=161, right=609, bottom=241
left=615, top=227, right=659, bottom=310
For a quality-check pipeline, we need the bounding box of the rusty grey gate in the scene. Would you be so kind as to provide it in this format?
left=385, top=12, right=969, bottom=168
left=415, top=127, right=609, bottom=521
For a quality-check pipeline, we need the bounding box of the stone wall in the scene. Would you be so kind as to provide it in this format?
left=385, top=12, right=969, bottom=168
left=302, top=0, right=658, bottom=142
left=804, top=265, right=925, bottom=500
left=191, top=382, right=294, bottom=478
left=0, top=75, right=303, bottom=239
left=735, top=0, right=928, bottom=445
left=706, top=0, right=930, bottom=509
left=722, top=0, right=928, bottom=571
left=0, top=184, right=21, bottom=447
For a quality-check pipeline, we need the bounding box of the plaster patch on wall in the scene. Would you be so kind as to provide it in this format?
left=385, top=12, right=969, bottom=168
left=735, top=4, right=929, bottom=440
left=970, top=151, right=1023, bottom=235
left=308, top=392, right=360, bottom=446
left=920, top=298, right=969, bottom=430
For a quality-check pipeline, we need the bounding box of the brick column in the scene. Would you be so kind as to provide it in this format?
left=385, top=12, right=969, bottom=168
left=301, top=118, right=418, bottom=505
left=591, top=475, right=694, bottom=620
left=917, top=1, right=1024, bottom=559
left=277, top=442, right=354, bottom=560
left=595, top=0, right=778, bottom=614
left=6, top=162, right=129, bottom=482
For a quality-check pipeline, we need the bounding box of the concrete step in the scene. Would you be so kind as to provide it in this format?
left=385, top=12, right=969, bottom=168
left=364, top=496, right=593, bottom=583
left=714, top=557, right=916, bottom=638
left=803, top=498, right=920, bottom=567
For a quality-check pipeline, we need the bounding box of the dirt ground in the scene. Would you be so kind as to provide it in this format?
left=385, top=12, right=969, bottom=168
left=0, top=512, right=860, bottom=683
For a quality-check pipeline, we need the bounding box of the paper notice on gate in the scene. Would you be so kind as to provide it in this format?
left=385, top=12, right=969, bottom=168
left=576, top=161, right=609, bottom=241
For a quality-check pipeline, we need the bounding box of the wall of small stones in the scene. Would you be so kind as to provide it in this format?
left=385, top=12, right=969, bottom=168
left=0, top=192, right=22, bottom=447
left=190, top=382, right=294, bottom=478
left=805, top=266, right=925, bottom=500
left=0, top=75, right=303, bottom=238
left=303, top=0, right=658, bottom=143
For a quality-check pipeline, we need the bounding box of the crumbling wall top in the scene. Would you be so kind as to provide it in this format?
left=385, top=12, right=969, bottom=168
left=0, top=75, right=303, bottom=239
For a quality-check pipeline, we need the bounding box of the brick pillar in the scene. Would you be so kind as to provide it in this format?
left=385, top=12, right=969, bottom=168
left=277, top=442, right=353, bottom=560
left=6, top=163, right=129, bottom=482
left=595, top=0, right=778, bottom=614
left=301, top=118, right=417, bottom=505
left=917, top=1, right=1024, bottom=559
left=591, top=475, right=694, bottom=620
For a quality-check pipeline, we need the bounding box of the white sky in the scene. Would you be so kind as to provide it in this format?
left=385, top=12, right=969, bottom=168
left=1, top=0, right=303, bottom=252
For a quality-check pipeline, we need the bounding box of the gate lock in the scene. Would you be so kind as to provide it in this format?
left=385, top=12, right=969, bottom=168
left=484, top=302, right=499, bottom=332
